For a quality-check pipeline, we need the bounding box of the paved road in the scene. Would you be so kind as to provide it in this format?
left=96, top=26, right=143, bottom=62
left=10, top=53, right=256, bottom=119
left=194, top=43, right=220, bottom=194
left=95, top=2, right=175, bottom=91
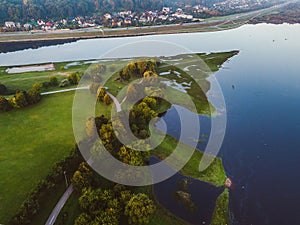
left=107, top=92, right=122, bottom=112
left=41, top=86, right=89, bottom=95
left=45, top=184, right=73, bottom=225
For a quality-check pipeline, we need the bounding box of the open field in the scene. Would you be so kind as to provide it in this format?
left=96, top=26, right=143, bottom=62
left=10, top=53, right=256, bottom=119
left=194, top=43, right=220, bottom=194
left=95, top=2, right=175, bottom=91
left=0, top=92, right=76, bottom=223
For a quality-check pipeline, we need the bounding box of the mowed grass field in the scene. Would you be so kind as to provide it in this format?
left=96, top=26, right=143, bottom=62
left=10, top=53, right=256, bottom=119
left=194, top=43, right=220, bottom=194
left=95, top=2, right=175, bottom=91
left=0, top=91, right=76, bottom=223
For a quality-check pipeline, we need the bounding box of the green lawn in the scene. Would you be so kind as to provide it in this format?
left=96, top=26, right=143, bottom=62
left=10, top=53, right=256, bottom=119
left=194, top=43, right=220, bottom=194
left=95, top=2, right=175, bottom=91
left=0, top=92, right=76, bottom=223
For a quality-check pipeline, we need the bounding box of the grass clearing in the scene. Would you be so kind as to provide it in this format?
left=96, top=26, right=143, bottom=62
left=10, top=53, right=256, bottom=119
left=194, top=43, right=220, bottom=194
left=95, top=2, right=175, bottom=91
left=0, top=92, right=76, bottom=223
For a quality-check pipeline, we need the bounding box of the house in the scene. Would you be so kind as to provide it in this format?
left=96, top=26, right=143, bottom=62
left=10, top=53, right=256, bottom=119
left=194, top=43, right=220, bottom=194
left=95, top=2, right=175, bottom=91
left=104, top=13, right=112, bottom=20
left=16, top=22, right=21, bottom=29
left=37, top=19, right=45, bottom=26
left=158, top=15, right=168, bottom=20
left=23, top=23, right=32, bottom=30
left=5, top=22, right=15, bottom=28
left=162, top=7, right=171, bottom=13
left=124, top=18, right=132, bottom=25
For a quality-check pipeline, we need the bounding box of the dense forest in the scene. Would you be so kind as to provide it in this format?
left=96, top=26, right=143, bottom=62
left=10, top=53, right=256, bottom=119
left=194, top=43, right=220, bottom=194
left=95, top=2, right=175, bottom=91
left=0, top=0, right=220, bottom=23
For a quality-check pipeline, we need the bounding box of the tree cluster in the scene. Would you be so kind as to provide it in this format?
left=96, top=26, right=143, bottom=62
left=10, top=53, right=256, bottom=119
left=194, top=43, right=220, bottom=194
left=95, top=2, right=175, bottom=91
left=75, top=183, right=155, bottom=225
left=0, top=84, right=41, bottom=112
left=119, top=59, right=158, bottom=82
left=97, top=86, right=112, bottom=105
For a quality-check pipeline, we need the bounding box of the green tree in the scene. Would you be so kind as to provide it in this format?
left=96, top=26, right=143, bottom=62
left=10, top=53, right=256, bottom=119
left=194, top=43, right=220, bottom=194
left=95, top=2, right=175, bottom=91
left=118, top=145, right=148, bottom=166
left=119, top=68, right=131, bottom=82
left=71, top=170, right=89, bottom=192
left=125, top=193, right=156, bottom=225
left=94, top=209, right=119, bottom=225
left=49, top=76, right=58, bottom=86
left=103, top=93, right=112, bottom=105
left=75, top=213, right=92, bottom=225
left=14, top=90, right=29, bottom=108
left=97, top=87, right=106, bottom=102
left=27, top=89, right=41, bottom=104
left=0, top=96, right=13, bottom=111
left=32, top=82, right=43, bottom=92
left=68, top=72, right=80, bottom=85
left=79, top=188, right=102, bottom=215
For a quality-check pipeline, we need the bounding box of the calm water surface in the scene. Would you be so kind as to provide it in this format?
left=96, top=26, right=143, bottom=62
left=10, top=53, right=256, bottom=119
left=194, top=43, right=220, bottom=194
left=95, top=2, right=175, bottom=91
left=1, top=24, right=300, bottom=225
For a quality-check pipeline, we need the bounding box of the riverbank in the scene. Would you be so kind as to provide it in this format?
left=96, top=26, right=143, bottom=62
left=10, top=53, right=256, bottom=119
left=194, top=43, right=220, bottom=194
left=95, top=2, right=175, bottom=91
left=0, top=21, right=242, bottom=54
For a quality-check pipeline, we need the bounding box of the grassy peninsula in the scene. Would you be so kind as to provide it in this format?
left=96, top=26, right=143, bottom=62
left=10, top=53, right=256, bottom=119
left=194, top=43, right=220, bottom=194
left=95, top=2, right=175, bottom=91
left=0, top=51, right=238, bottom=224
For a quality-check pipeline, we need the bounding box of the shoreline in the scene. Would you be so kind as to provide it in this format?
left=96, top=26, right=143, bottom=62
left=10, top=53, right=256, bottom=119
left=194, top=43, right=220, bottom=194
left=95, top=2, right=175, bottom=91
left=0, top=21, right=239, bottom=43
left=0, top=2, right=292, bottom=45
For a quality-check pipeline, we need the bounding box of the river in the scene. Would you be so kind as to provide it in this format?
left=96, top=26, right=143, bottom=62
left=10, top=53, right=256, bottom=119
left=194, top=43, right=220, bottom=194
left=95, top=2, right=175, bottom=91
left=1, top=23, right=300, bottom=225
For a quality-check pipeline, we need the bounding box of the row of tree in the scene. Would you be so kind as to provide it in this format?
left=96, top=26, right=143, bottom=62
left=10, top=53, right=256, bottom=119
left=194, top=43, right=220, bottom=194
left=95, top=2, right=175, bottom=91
left=70, top=154, right=156, bottom=225
left=0, top=86, right=41, bottom=112
left=10, top=146, right=83, bottom=225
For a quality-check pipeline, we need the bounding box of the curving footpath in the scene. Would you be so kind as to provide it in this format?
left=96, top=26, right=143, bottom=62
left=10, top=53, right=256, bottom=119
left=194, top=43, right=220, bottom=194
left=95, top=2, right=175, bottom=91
left=45, top=185, right=73, bottom=225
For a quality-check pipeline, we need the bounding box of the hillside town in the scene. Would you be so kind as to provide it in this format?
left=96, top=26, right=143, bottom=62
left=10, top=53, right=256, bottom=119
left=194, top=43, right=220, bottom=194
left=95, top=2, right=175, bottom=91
left=1, top=0, right=274, bottom=32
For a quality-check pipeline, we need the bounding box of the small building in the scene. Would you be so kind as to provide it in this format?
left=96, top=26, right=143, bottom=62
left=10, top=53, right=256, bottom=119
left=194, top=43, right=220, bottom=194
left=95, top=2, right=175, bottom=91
left=162, top=7, right=171, bottom=13
left=37, top=19, right=45, bottom=26
left=104, top=13, right=112, bottom=20
left=23, top=23, right=32, bottom=30
left=5, top=21, right=15, bottom=28
left=124, top=18, right=132, bottom=25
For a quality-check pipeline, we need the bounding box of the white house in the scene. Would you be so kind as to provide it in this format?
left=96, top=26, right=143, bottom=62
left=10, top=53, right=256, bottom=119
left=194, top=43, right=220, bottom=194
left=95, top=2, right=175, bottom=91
left=5, top=22, right=15, bottom=28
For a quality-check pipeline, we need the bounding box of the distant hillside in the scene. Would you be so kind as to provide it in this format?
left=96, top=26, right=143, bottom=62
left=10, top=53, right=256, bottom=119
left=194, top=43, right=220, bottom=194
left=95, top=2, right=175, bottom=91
left=0, top=0, right=221, bottom=23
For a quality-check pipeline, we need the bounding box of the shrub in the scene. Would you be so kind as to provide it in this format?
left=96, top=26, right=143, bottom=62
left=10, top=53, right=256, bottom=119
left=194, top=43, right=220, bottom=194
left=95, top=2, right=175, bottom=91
left=68, top=72, right=80, bottom=85
left=27, top=89, right=41, bottom=104
left=49, top=76, right=58, bottom=86
left=42, top=81, right=51, bottom=89
left=32, top=83, right=43, bottom=92
left=14, top=90, right=29, bottom=108
left=0, top=96, right=13, bottom=111
left=0, top=83, right=7, bottom=95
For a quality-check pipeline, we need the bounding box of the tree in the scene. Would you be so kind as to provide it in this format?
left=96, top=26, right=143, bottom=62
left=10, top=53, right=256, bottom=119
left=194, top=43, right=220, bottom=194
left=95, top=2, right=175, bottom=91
left=118, top=145, right=149, bottom=166
left=143, top=96, right=157, bottom=109
left=143, top=70, right=158, bottom=78
left=32, top=83, right=43, bottom=92
left=103, top=93, right=112, bottom=105
left=27, top=89, right=41, bottom=104
left=95, top=209, right=119, bottom=225
left=0, top=96, right=12, bottom=111
left=68, top=72, right=80, bottom=85
left=0, top=83, right=7, bottom=95
left=79, top=188, right=102, bottom=215
left=71, top=170, right=89, bottom=192
left=74, top=213, right=92, bottom=225
left=49, top=76, right=58, bottom=86
left=97, top=87, right=106, bottom=102
left=119, top=68, right=131, bottom=82
left=125, top=193, right=156, bottom=225
left=14, top=90, right=29, bottom=108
